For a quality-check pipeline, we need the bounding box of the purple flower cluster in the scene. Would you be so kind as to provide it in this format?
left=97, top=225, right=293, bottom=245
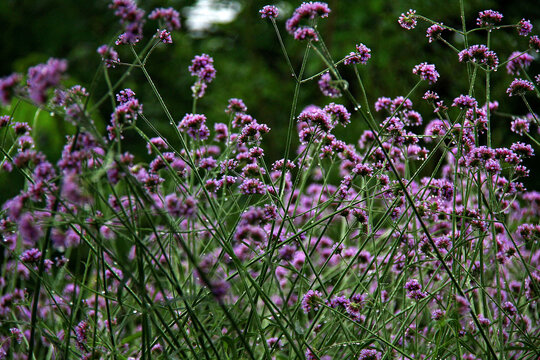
left=426, top=24, right=444, bottom=43
left=358, top=349, right=381, bottom=360
left=518, top=19, right=533, bottom=36
left=476, top=10, right=503, bottom=27
left=286, top=2, right=330, bottom=42
left=110, top=0, right=146, bottom=45
left=27, top=58, right=68, bottom=104
left=404, top=279, right=427, bottom=300
left=398, top=9, right=417, bottom=30
left=506, top=78, right=534, bottom=97
left=156, top=29, right=172, bottom=44
left=178, top=113, right=210, bottom=141
left=506, top=51, right=534, bottom=75
left=458, top=45, right=499, bottom=70
left=302, top=289, right=323, bottom=313
left=318, top=72, right=341, bottom=98
left=259, top=5, right=279, bottom=19
left=148, top=7, right=181, bottom=30
left=111, top=88, right=141, bottom=125
left=530, top=35, right=540, bottom=52
left=0, top=73, right=21, bottom=105
left=412, top=62, right=439, bottom=84
left=97, top=45, right=120, bottom=68
left=189, top=54, right=216, bottom=98
left=344, top=43, right=371, bottom=65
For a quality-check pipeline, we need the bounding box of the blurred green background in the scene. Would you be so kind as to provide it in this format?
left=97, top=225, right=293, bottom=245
left=1, top=0, right=539, bottom=200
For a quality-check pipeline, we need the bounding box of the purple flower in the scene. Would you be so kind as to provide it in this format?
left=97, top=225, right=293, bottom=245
left=518, top=19, right=533, bottom=36
left=285, top=2, right=331, bottom=35
left=398, top=9, right=417, bottom=30
left=226, top=98, right=247, bottom=114
left=506, top=51, right=533, bottom=75
left=189, top=54, right=216, bottom=84
left=178, top=113, right=210, bottom=140
left=266, top=337, right=283, bottom=350
left=27, top=58, right=68, bottom=104
left=302, top=289, right=323, bottom=313
left=97, top=45, right=120, bottom=68
left=298, top=108, right=333, bottom=132
left=530, top=35, right=540, bottom=52
left=164, top=193, right=198, bottom=218
left=18, top=213, right=43, bottom=244
left=404, top=279, right=427, bottom=300
left=110, top=0, right=146, bottom=45
left=75, top=320, right=89, bottom=349
left=324, top=103, right=350, bottom=126
left=452, top=94, right=478, bottom=108
left=10, top=328, right=23, bottom=344
left=148, top=7, right=181, bottom=30
left=260, top=5, right=279, bottom=19
left=412, top=62, right=439, bottom=84
left=239, top=178, right=266, bottom=195
left=476, top=10, right=503, bottom=27
left=426, top=24, right=444, bottom=43
left=318, top=72, right=341, bottom=98
left=0, top=73, right=21, bottom=105
left=458, top=45, right=499, bottom=70
left=111, top=89, right=142, bottom=126
left=156, top=29, right=172, bottom=44
left=506, top=78, right=534, bottom=96
left=511, top=117, right=530, bottom=135
left=294, top=27, right=319, bottom=41
left=20, top=248, right=42, bottom=263
left=344, top=43, right=371, bottom=65
left=0, top=115, right=11, bottom=128
left=431, top=309, right=446, bottom=320
left=358, top=349, right=381, bottom=360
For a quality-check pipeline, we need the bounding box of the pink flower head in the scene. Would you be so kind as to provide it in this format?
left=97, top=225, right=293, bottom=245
left=412, top=62, right=439, bottom=84
left=259, top=5, right=279, bottom=19
left=398, top=9, right=417, bottom=30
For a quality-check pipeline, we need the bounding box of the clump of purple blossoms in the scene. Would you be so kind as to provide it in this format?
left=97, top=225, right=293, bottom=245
left=511, top=117, right=530, bottom=135
left=0, top=73, right=21, bottom=105
left=452, top=94, right=478, bottom=109
left=476, top=10, right=503, bottom=27
left=189, top=54, right=216, bottom=98
left=111, top=89, right=142, bottom=125
left=286, top=2, right=331, bottom=35
left=426, top=24, right=444, bottom=43
left=178, top=113, right=210, bottom=141
left=259, top=5, right=279, bottom=19
left=458, top=45, right=499, bottom=70
left=27, top=58, right=68, bottom=104
left=506, top=78, right=534, bottom=96
left=110, top=0, right=146, bottom=45
left=156, top=29, right=172, bottom=44
left=404, top=279, right=427, bottom=300
left=530, top=35, right=540, bottom=52
left=358, top=349, right=381, bottom=360
left=302, top=289, right=323, bottom=313
left=148, top=7, right=181, bottom=30
left=518, top=18, right=533, bottom=36
left=294, top=27, right=319, bottom=42
left=412, top=62, right=439, bottom=84
left=344, top=43, right=371, bottom=65
left=318, top=72, right=341, bottom=98
left=398, top=9, right=417, bottom=30
left=97, top=45, right=120, bottom=68
left=506, top=51, right=534, bottom=75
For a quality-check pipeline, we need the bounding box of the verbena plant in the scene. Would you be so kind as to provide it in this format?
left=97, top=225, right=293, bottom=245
left=0, top=1, right=539, bottom=359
